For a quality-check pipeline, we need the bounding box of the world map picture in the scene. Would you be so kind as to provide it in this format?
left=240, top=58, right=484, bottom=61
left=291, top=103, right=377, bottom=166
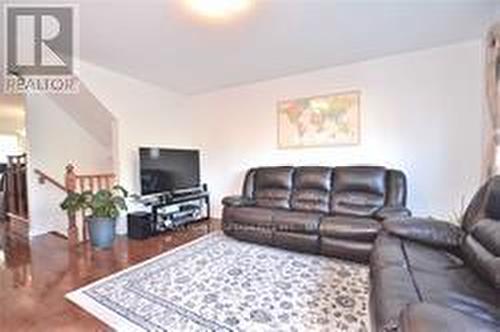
left=278, top=91, right=360, bottom=148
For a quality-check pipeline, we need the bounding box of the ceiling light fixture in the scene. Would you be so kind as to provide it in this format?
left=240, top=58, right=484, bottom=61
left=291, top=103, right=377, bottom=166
left=185, top=0, right=252, bottom=20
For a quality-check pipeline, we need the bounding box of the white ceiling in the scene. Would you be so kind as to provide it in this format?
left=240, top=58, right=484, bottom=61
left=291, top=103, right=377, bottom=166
left=3, top=0, right=500, bottom=94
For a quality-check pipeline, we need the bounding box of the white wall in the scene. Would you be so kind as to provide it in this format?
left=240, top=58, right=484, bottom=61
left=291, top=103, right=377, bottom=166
left=24, top=40, right=486, bottom=236
left=0, top=117, right=24, bottom=135
left=78, top=62, right=198, bottom=233
left=25, top=61, right=197, bottom=236
left=25, top=64, right=198, bottom=236
left=0, top=95, right=26, bottom=160
left=190, top=41, right=484, bottom=219
left=0, top=117, right=26, bottom=162
left=26, top=95, right=113, bottom=236
left=79, top=61, right=198, bottom=195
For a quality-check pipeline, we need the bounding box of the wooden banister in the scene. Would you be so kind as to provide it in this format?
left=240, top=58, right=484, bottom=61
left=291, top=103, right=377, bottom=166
left=35, top=164, right=116, bottom=246
left=66, top=164, right=116, bottom=244
left=65, top=164, right=77, bottom=193
left=34, top=169, right=66, bottom=192
left=76, top=173, right=115, bottom=178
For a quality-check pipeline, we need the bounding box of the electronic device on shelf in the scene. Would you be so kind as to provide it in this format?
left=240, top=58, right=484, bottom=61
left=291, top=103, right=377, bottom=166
left=152, top=188, right=209, bottom=226
left=139, top=147, right=200, bottom=196
left=127, top=148, right=210, bottom=240
left=127, top=212, right=155, bottom=240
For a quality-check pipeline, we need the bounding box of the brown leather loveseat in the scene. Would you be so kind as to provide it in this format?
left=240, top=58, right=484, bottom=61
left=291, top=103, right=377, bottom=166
left=370, top=176, right=500, bottom=331
left=222, top=166, right=410, bottom=262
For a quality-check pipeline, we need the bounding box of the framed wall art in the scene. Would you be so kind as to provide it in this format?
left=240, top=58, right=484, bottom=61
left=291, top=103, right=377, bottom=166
left=277, top=91, right=360, bottom=148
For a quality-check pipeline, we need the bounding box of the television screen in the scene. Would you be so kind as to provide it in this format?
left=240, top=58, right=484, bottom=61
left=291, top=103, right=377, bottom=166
left=139, top=148, right=200, bottom=195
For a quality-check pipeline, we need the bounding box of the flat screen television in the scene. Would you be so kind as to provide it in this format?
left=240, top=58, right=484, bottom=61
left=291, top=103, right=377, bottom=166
left=139, top=148, right=200, bottom=195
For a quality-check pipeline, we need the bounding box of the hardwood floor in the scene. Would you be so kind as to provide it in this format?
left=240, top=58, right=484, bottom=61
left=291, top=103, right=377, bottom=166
left=0, top=219, right=219, bottom=331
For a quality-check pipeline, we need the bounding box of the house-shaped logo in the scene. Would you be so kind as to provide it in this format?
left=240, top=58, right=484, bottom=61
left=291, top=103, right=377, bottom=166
left=4, top=5, right=79, bottom=94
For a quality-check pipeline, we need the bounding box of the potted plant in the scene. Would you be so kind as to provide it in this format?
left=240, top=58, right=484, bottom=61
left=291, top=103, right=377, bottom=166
left=61, top=186, right=128, bottom=249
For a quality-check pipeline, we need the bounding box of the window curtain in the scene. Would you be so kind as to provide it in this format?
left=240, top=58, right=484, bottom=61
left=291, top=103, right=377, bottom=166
left=484, top=23, right=500, bottom=179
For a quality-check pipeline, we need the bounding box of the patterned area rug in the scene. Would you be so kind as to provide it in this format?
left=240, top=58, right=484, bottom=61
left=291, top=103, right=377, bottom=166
left=67, top=233, right=370, bottom=331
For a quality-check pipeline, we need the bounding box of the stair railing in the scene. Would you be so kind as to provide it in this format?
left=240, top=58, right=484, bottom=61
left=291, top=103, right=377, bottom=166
left=64, top=164, right=116, bottom=245
left=35, top=164, right=116, bottom=246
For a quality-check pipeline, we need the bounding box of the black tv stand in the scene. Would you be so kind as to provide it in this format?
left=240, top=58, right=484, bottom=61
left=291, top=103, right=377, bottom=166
left=152, top=186, right=210, bottom=232
left=128, top=186, right=210, bottom=239
left=153, top=191, right=209, bottom=220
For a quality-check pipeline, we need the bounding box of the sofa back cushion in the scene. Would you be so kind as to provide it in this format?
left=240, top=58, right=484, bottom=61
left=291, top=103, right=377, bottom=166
left=461, top=176, right=500, bottom=289
left=0, top=172, right=4, bottom=192
left=254, top=167, right=294, bottom=209
left=242, top=168, right=257, bottom=199
left=462, top=176, right=500, bottom=232
left=462, top=181, right=490, bottom=232
left=385, top=170, right=407, bottom=206
left=331, top=166, right=386, bottom=217
left=483, top=176, right=500, bottom=221
left=241, top=165, right=407, bottom=216
left=462, top=219, right=500, bottom=289
left=290, top=167, right=332, bottom=213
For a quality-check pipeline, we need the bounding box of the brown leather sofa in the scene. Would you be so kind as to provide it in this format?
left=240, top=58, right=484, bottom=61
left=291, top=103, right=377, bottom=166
left=222, top=166, right=410, bottom=262
left=370, top=176, right=500, bottom=332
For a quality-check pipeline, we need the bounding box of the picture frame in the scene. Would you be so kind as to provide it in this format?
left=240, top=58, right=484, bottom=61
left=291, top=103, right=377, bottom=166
left=277, top=91, right=360, bottom=148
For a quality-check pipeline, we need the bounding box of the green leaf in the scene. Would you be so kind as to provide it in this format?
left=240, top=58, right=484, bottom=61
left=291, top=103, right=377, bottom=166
left=59, top=184, right=128, bottom=219
left=112, top=185, right=128, bottom=198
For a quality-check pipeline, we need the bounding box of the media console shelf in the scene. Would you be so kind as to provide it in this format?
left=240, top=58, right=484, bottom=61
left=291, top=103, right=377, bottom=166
left=152, top=190, right=210, bottom=227
left=127, top=187, right=210, bottom=240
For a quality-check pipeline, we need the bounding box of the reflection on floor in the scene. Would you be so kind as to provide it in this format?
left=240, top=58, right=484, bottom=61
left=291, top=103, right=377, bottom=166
left=0, top=220, right=216, bottom=331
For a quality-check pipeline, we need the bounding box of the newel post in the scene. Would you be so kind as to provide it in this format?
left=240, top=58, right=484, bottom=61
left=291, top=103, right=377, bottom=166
left=65, top=164, right=77, bottom=192
left=65, top=164, right=78, bottom=245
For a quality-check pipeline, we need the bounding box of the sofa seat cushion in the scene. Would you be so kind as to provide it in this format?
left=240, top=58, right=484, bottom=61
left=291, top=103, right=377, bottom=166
left=222, top=206, right=274, bottom=228
left=371, top=233, right=408, bottom=269
left=273, top=210, right=322, bottom=234
left=320, top=238, right=373, bottom=262
left=412, top=268, right=500, bottom=325
left=320, top=216, right=381, bottom=241
left=225, top=226, right=273, bottom=245
left=370, top=234, right=472, bottom=330
left=372, top=235, right=499, bottom=327
left=372, top=234, right=464, bottom=272
left=400, top=303, right=500, bottom=332
left=370, top=264, right=420, bottom=330
left=274, top=232, right=319, bottom=253
left=403, top=239, right=464, bottom=273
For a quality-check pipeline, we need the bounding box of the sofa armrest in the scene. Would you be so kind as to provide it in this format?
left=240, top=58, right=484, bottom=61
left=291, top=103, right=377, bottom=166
left=221, top=195, right=256, bottom=208
left=400, top=303, right=499, bottom=332
left=375, top=206, right=412, bottom=221
left=383, top=218, right=464, bottom=253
